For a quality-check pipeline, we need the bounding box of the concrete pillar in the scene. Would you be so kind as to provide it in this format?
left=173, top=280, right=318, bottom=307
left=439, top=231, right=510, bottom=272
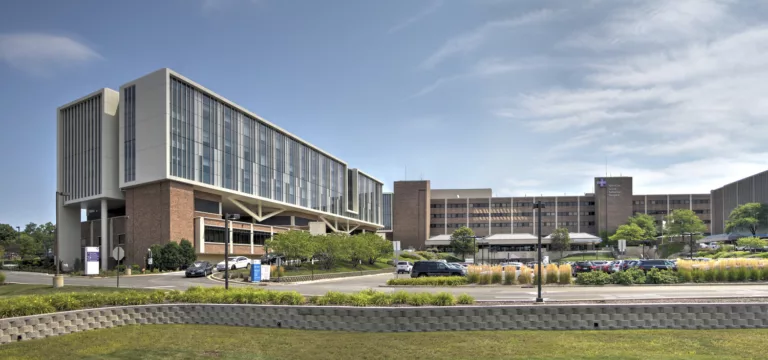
left=100, top=199, right=108, bottom=270
left=197, top=217, right=205, bottom=254
left=57, top=198, right=81, bottom=273
left=250, top=223, right=254, bottom=255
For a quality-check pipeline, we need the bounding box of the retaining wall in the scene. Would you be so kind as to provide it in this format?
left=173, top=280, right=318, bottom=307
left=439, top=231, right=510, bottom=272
left=2, top=303, right=768, bottom=345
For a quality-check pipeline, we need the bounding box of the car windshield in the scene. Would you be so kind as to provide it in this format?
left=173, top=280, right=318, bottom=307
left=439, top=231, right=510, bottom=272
left=397, top=262, right=408, bottom=265
left=192, top=262, right=205, bottom=267
left=227, top=257, right=238, bottom=261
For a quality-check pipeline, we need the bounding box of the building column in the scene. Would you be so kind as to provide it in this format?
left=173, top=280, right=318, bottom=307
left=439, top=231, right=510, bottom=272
left=100, top=199, right=108, bottom=271
left=488, top=197, right=491, bottom=235
left=465, top=198, right=469, bottom=227
left=197, top=217, right=205, bottom=254
left=645, top=195, right=648, bottom=214
left=510, top=197, right=514, bottom=234
left=444, top=198, right=447, bottom=235
left=667, top=195, right=670, bottom=217
left=250, top=223, right=254, bottom=255
left=89, top=221, right=94, bottom=247
left=555, top=196, right=558, bottom=229
left=689, top=194, right=692, bottom=211
left=57, top=198, right=81, bottom=272
left=577, top=196, right=581, bottom=233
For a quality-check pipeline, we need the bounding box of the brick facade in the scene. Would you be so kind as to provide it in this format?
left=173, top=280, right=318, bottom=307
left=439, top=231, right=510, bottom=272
left=393, top=181, right=430, bottom=250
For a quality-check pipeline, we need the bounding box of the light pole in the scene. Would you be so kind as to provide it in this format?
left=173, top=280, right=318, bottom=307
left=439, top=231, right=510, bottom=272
left=54, top=191, right=69, bottom=288
left=224, top=213, right=240, bottom=290
left=533, top=201, right=545, bottom=303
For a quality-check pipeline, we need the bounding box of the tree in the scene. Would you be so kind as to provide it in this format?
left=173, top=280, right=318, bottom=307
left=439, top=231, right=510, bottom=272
left=313, top=233, right=350, bottom=270
left=179, top=239, right=197, bottom=267
left=159, top=242, right=183, bottom=271
left=736, top=237, right=767, bottom=252
left=0, top=224, right=17, bottom=245
left=664, top=209, right=708, bottom=242
left=628, top=214, right=658, bottom=240
left=449, top=226, right=477, bottom=261
left=610, top=223, right=645, bottom=246
left=726, top=203, right=768, bottom=237
left=549, top=227, right=571, bottom=260
left=362, top=233, right=392, bottom=265
left=266, top=230, right=316, bottom=262
left=149, top=244, right=163, bottom=270
left=346, top=235, right=369, bottom=268
left=17, top=233, right=42, bottom=259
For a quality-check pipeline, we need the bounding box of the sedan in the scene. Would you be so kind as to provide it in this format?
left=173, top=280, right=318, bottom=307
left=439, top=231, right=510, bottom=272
left=216, top=256, right=251, bottom=271
left=185, top=261, right=214, bottom=277
left=572, top=261, right=594, bottom=276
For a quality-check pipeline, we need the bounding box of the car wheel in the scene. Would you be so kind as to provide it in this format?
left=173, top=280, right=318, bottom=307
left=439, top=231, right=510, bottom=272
left=231, top=265, right=237, bottom=270
left=246, top=263, right=250, bottom=269
left=417, top=273, right=426, bottom=278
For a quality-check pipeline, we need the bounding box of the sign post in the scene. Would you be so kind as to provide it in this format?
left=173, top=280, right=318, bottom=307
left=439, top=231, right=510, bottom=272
left=112, top=246, right=125, bottom=288
left=250, top=259, right=262, bottom=283
left=84, top=247, right=100, bottom=276
left=392, top=241, right=401, bottom=278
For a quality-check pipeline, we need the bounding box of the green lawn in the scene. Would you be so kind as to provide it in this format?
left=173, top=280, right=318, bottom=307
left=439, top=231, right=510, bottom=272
left=0, top=325, right=766, bottom=359
left=0, top=284, right=150, bottom=298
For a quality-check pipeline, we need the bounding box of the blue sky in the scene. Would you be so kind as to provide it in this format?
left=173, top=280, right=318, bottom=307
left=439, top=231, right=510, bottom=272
left=2, top=0, right=768, bottom=228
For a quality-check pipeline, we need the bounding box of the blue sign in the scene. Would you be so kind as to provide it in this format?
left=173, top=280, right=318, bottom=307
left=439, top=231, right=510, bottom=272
left=86, top=252, right=100, bottom=262
left=597, top=178, right=607, bottom=188
left=250, top=259, right=261, bottom=282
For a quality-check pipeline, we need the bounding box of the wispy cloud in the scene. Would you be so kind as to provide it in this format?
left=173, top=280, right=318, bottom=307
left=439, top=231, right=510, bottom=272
left=0, top=33, right=101, bottom=76
left=201, top=0, right=263, bottom=13
left=412, top=57, right=552, bottom=97
left=420, top=9, right=556, bottom=69
left=388, top=0, right=443, bottom=34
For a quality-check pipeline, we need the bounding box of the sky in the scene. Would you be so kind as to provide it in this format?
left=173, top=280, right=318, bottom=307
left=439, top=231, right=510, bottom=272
left=2, top=0, right=768, bottom=228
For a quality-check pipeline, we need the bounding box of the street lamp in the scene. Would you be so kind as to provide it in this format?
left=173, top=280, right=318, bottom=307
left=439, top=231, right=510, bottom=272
left=224, top=213, right=240, bottom=290
left=54, top=191, right=69, bottom=287
left=532, top=201, right=545, bottom=303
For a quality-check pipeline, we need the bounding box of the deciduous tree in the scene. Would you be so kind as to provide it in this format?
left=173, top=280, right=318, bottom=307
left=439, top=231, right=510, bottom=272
left=736, top=237, right=767, bottom=252
left=726, top=203, right=768, bottom=237
left=266, top=230, right=315, bottom=262
left=664, top=209, right=707, bottom=241
left=628, top=214, right=658, bottom=240
left=549, top=227, right=571, bottom=260
left=610, top=223, right=645, bottom=245
left=449, top=226, right=477, bottom=261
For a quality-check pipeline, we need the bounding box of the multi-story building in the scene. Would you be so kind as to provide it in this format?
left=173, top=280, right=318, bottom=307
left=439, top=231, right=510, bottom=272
left=711, top=169, right=768, bottom=235
left=377, top=193, right=394, bottom=240
left=56, top=68, right=383, bottom=270
left=392, top=176, right=712, bottom=252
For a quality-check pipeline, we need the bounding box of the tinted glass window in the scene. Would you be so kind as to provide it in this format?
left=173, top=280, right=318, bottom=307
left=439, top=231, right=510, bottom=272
left=195, top=198, right=220, bottom=214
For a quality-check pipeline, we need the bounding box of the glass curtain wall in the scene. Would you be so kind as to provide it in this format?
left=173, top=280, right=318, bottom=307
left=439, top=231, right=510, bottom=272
left=169, top=77, right=380, bottom=223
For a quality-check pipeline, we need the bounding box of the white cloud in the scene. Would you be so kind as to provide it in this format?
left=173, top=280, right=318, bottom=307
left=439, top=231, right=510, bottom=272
left=0, top=33, right=101, bottom=76
left=389, top=0, right=443, bottom=34
left=564, top=0, right=734, bottom=49
left=420, top=9, right=556, bottom=69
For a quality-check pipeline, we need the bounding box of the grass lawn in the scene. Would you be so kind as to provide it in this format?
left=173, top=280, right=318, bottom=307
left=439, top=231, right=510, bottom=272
left=559, top=253, right=615, bottom=262
left=0, top=284, right=150, bottom=298
left=222, top=260, right=393, bottom=278
left=0, top=325, right=766, bottom=360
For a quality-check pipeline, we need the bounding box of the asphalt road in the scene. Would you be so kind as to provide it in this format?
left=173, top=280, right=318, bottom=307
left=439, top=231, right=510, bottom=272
left=7, top=271, right=768, bottom=301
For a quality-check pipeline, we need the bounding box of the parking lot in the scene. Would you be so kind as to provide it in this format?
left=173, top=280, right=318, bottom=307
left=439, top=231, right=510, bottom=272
left=7, top=269, right=768, bottom=302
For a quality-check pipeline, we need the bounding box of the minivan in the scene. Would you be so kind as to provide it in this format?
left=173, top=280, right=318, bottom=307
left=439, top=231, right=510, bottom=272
left=410, top=260, right=466, bottom=278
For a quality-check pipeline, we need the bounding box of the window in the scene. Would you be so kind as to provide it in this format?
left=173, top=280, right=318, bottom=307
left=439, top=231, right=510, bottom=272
left=204, top=226, right=225, bottom=243
left=194, top=198, right=220, bottom=214
left=693, top=199, right=710, bottom=204
left=117, top=234, right=125, bottom=246
left=633, top=200, right=645, bottom=205
left=430, top=204, right=444, bottom=208
left=470, top=203, right=489, bottom=208
left=123, top=86, right=136, bottom=182
left=514, top=202, right=532, bottom=207
left=650, top=200, right=666, bottom=205
left=694, top=209, right=710, bottom=214
left=232, top=229, right=250, bottom=244
left=581, top=201, right=595, bottom=206
left=447, top=203, right=467, bottom=208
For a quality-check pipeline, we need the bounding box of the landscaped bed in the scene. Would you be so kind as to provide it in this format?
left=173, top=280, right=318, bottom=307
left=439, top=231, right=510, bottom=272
left=0, top=324, right=765, bottom=360
left=0, top=286, right=475, bottom=318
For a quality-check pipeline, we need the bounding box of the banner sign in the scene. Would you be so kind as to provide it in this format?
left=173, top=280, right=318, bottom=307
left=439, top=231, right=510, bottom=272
left=84, top=247, right=100, bottom=275
left=250, top=259, right=262, bottom=282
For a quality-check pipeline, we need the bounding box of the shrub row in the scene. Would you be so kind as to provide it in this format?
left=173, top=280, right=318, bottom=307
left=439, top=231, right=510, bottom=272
left=466, top=265, right=573, bottom=286
left=386, top=276, right=468, bottom=286
left=576, top=268, right=677, bottom=285
left=0, top=286, right=477, bottom=318
left=309, top=289, right=474, bottom=306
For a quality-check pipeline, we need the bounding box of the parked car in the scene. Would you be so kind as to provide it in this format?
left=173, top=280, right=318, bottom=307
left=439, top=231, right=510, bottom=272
left=449, top=262, right=468, bottom=270
left=572, top=261, right=594, bottom=276
left=501, top=262, right=523, bottom=271
left=185, top=261, right=214, bottom=277
left=216, top=256, right=251, bottom=271
left=396, top=261, right=413, bottom=274
left=411, top=260, right=466, bottom=278
left=608, top=260, right=624, bottom=273
left=622, top=260, right=640, bottom=271
left=636, top=259, right=676, bottom=272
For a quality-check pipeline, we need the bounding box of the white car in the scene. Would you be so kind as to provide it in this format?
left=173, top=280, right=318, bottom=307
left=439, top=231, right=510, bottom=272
left=216, top=256, right=251, bottom=271
left=396, top=261, right=413, bottom=274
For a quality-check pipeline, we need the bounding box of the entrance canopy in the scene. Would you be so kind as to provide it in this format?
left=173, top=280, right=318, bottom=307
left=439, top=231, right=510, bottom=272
left=544, top=232, right=602, bottom=245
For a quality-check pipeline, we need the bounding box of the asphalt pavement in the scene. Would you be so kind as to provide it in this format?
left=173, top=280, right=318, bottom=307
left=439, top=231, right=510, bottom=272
left=7, top=271, right=768, bottom=301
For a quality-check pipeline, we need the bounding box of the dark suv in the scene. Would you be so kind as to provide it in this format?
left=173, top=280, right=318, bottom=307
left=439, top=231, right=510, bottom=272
left=636, top=260, right=676, bottom=272
left=411, top=261, right=466, bottom=278
left=572, top=261, right=595, bottom=276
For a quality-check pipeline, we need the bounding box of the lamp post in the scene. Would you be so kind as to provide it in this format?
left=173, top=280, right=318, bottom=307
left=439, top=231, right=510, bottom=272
left=533, top=201, right=545, bottom=303
left=224, top=213, right=240, bottom=290
left=54, top=191, right=69, bottom=288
